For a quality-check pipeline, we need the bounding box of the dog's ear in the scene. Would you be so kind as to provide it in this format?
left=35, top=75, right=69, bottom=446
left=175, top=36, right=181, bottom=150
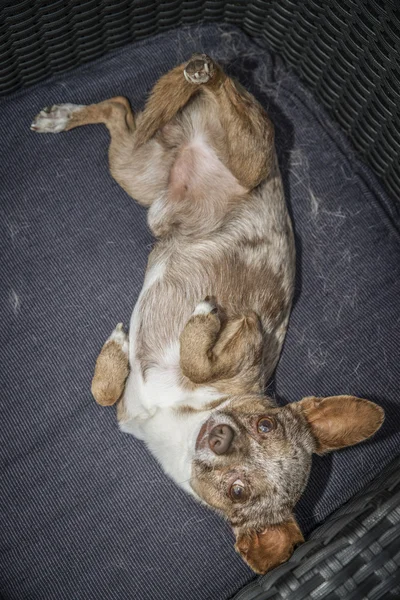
left=298, top=395, right=384, bottom=454
left=234, top=519, right=304, bottom=574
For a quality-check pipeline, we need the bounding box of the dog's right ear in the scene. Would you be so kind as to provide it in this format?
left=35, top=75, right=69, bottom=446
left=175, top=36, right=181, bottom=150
left=234, top=519, right=304, bottom=574
left=298, top=395, right=384, bottom=454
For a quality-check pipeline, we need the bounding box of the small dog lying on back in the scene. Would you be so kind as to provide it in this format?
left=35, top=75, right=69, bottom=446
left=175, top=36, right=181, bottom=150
left=32, top=54, right=384, bottom=574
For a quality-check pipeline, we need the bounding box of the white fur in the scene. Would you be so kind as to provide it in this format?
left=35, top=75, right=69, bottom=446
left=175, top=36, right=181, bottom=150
left=140, top=407, right=209, bottom=495
left=121, top=259, right=167, bottom=426
left=121, top=345, right=221, bottom=493
left=30, top=104, right=84, bottom=133
left=106, top=323, right=129, bottom=355
left=193, top=300, right=215, bottom=315
left=142, top=260, right=167, bottom=293
left=147, top=194, right=170, bottom=233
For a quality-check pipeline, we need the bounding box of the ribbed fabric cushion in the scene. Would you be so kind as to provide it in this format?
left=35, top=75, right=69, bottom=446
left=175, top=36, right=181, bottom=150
left=1, top=24, right=399, bottom=600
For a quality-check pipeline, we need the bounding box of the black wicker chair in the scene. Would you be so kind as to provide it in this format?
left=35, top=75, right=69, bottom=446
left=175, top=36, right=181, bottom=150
left=1, top=2, right=399, bottom=599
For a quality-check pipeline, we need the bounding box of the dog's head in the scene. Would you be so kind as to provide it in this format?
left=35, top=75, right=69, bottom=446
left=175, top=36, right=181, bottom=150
left=191, top=394, right=384, bottom=574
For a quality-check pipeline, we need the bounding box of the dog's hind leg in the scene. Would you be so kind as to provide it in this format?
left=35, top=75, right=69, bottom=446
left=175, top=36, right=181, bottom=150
left=30, top=96, right=135, bottom=135
left=29, top=57, right=215, bottom=205
left=134, top=53, right=275, bottom=190
left=182, top=55, right=276, bottom=189
left=180, top=299, right=264, bottom=392
left=30, top=97, right=168, bottom=205
left=91, top=323, right=130, bottom=406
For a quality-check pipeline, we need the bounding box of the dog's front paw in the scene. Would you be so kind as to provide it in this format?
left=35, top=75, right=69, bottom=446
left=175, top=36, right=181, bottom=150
left=184, top=54, right=214, bottom=84
left=30, top=103, right=84, bottom=133
left=91, top=323, right=129, bottom=407
left=106, top=322, right=129, bottom=356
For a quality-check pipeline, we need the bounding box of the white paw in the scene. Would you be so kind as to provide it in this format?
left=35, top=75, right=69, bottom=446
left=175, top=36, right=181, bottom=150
left=106, top=323, right=129, bottom=355
left=193, top=300, right=217, bottom=316
left=30, top=103, right=84, bottom=133
left=184, top=54, right=214, bottom=84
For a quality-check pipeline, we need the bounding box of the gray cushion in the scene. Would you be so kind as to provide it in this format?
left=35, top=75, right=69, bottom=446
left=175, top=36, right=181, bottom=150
left=1, top=24, right=399, bottom=600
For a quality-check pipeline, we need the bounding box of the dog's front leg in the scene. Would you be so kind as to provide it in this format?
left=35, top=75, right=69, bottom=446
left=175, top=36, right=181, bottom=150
left=180, top=299, right=263, bottom=389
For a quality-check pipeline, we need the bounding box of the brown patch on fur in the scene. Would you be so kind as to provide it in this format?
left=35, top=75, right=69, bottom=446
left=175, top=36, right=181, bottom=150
left=172, top=253, right=290, bottom=394
left=297, top=395, right=385, bottom=453
left=175, top=404, right=199, bottom=415
left=234, top=520, right=304, bottom=574
left=238, top=236, right=272, bottom=250
left=176, top=391, right=267, bottom=415
left=91, top=341, right=129, bottom=406
left=222, top=394, right=272, bottom=415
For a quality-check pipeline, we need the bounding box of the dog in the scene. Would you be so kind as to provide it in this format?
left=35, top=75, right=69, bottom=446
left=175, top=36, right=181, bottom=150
left=31, top=53, right=384, bottom=574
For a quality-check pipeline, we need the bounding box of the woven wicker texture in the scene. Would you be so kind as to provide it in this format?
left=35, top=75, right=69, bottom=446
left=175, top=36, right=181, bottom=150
left=234, top=456, right=400, bottom=600
left=1, top=0, right=399, bottom=200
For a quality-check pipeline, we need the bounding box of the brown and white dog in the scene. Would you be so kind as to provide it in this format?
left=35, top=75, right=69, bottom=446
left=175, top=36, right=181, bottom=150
left=31, top=54, right=384, bottom=574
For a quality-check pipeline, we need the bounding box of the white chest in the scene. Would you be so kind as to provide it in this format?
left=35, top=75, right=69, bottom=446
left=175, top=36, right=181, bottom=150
left=141, top=406, right=208, bottom=495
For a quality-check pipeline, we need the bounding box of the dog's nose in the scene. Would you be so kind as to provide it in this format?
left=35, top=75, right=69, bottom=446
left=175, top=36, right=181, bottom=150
left=208, top=424, right=234, bottom=455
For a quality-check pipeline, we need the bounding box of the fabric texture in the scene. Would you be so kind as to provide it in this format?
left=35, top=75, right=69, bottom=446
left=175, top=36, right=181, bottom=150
left=1, top=24, right=399, bottom=600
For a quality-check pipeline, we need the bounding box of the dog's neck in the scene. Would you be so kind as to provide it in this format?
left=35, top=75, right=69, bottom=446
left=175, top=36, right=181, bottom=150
left=142, top=404, right=211, bottom=496
left=143, top=396, right=234, bottom=497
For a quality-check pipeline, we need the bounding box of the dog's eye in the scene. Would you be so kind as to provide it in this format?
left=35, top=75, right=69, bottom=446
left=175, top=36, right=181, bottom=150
left=229, top=479, right=247, bottom=502
left=257, top=416, right=275, bottom=434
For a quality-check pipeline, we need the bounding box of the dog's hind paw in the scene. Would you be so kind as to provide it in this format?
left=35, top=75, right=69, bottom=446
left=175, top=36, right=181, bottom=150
left=184, top=54, right=214, bottom=84
left=30, top=103, right=84, bottom=133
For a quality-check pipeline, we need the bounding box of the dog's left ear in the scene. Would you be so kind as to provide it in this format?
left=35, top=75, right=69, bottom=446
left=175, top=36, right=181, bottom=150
left=234, top=519, right=304, bottom=574
left=298, top=395, right=384, bottom=454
